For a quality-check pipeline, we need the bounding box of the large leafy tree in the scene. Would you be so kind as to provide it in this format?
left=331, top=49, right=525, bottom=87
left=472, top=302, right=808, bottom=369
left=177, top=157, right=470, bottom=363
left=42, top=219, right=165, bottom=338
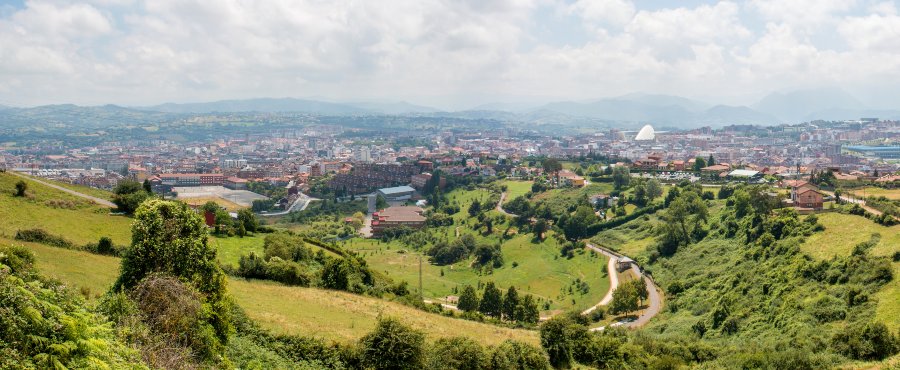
left=112, top=179, right=150, bottom=214
left=502, top=286, right=520, bottom=321
left=612, top=166, right=630, bottom=189
left=113, top=199, right=232, bottom=346
left=479, top=281, right=503, bottom=318
left=457, top=285, right=480, bottom=312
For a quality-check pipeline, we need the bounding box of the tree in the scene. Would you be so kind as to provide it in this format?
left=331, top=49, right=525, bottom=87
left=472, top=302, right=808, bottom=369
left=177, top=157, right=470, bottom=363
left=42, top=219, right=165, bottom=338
left=360, top=317, right=426, bottom=370
left=612, top=166, right=630, bottom=190
left=468, top=199, right=482, bottom=217
left=540, top=315, right=586, bottom=369
left=633, top=181, right=648, bottom=207
left=112, top=180, right=150, bottom=214
left=142, top=179, right=152, bottom=193
left=321, top=258, right=350, bottom=290
left=645, top=179, right=663, bottom=202
left=236, top=208, right=258, bottom=233
left=516, top=294, right=540, bottom=324
left=666, top=191, right=708, bottom=245
left=14, top=180, right=27, bottom=197
left=113, top=199, right=231, bottom=346
left=562, top=205, right=595, bottom=242
left=502, top=286, right=520, bottom=321
left=608, top=281, right=640, bottom=315
left=458, top=285, right=480, bottom=312
left=533, top=219, right=549, bottom=241
left=707, top=154, right=715, bottom=166
left=97, top=236, right=115, bottom=255
left=542, top=158, right=563, bottom=183
left=479, top=281, right=503, bottom=318
left=693, top=157, right=707, bottom=172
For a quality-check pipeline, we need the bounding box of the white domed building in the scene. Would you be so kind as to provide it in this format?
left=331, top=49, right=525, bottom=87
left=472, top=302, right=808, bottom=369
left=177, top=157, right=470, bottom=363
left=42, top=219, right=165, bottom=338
left=634, top=125, right=656, bottom=141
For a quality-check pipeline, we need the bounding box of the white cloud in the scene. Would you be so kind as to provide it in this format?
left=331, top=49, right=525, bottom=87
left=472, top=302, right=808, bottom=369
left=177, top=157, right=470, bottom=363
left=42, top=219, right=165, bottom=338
left=0, top=0, right=899, bottom=108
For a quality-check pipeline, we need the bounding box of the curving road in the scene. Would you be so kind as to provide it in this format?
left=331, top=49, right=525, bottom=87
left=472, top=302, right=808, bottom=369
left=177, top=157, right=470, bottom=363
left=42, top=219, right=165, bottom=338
left=496, top=191, right=518, bottom=217
left=581, top=250, right=618, bottom=315
left=585, top=243, right=663, bottom=330
left=10, top=171, right=116, bottom=207
left=258, top=193, right=317, bottom=217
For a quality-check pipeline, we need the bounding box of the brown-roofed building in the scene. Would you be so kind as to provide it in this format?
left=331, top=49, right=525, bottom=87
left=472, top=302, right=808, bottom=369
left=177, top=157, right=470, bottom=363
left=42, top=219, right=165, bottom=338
left=371, top=206, right=426, bottom=236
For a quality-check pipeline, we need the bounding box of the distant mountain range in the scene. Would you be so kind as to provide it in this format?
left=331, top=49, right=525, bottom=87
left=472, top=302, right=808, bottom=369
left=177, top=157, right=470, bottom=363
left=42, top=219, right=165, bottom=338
left=143, top=98, right=440, bottom=115
left=4, top=88, right=900, bottom=128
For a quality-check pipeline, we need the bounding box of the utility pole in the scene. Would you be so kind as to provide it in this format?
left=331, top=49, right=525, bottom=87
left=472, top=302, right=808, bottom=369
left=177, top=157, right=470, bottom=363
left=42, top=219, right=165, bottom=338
left=418, top=255, right=423, bottom=301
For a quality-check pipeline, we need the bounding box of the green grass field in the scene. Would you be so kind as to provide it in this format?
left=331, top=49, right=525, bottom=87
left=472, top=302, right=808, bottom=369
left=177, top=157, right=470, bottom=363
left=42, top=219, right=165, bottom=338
left=799, top=213, right=900, bottom=333
left=14, top=237, right=537, bottom=346
left=500, top=180, right=533, bottom=200
left=17, top=173, right=117, bottom=202
left=347, top=232, right=610, bottom=315
left=846, top=187, right=900, bottom=200
left=209, top=234, right=267, bottom=267
left=800, top=213, right=900, bottom=260
left=0, top=172, right=133, bottom=245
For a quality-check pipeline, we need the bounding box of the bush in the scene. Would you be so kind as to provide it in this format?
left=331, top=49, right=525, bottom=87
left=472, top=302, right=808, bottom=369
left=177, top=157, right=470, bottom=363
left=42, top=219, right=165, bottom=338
left=489, top=340, right=551, bottom=370
left=14, top=228, right=73, bottom=248
left=426, top=337, right=488, bottom=370
left=360, top=317, right=426, bottom=370
left=830, top=322, right=899, bottom=360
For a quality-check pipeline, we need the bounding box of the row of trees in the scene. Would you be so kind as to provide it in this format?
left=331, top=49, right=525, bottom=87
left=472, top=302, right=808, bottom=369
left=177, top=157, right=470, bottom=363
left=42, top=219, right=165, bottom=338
left=457, top=282, right=540, bottom=325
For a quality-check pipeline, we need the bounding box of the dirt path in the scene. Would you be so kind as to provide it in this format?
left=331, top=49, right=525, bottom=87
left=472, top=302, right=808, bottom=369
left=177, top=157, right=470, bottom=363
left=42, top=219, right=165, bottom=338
left=11, top=171, right=116, bottom=208
left=496, top=192, right=518, bottom=217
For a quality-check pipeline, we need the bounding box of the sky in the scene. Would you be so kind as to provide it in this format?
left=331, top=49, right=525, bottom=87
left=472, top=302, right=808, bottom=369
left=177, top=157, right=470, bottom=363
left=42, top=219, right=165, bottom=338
left=1, top=0, right=900, bottom=110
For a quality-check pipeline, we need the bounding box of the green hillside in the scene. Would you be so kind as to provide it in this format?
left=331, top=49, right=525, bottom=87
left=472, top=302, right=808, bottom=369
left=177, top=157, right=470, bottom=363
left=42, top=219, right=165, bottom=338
left=0, top=172, right=132, bottom=245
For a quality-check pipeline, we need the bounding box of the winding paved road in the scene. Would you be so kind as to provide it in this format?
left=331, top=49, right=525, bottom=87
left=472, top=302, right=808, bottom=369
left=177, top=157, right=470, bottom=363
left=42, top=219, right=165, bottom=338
left=258, top=193, right=317, bottom=217
left=10, top=171, right=116, bottom=207
left=585, top=243, right=663, bottom=330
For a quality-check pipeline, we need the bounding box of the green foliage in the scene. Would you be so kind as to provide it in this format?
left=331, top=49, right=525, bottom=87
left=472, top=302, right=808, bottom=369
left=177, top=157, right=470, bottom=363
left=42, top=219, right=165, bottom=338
left=0, top=245, right=144, bottom=369
left=489, top=340, right=551, bottom=370
left=830, top=322, right=899, bottom=360
left=479, top=281, right=503, bottom=318
left=14, top=228, right=74, bottom=248
left=14, top=179, right=27, bottom=197
left=112, top=180, right=150, bottom=214
left=427, top=336, right=489, bottom=370
left=360, top=317, right=426, bottom=370
left=321, top=258, right=350, bottom=290
left=539, top=315, right=587, bottom=368
left=612, top=166, right=630, bottom=190
left=113, top=199, right=232, bottom=354
left=458, top=285, right=480, bottom=312
left=237, top=208, right=259, bottom=233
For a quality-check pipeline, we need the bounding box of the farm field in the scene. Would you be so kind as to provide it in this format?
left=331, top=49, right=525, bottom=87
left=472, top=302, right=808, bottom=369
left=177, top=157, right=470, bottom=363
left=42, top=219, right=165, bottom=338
left=846, top=187, right=900, bottom=200
left=347, top=232, right=610, bottom=315
left=0, top=172, right=132, bottom=245
left=800, top=212, right=900, bottom=260
left=499, top=179, right=533, bottom=200
left=16, top=237, right=537, bottom=346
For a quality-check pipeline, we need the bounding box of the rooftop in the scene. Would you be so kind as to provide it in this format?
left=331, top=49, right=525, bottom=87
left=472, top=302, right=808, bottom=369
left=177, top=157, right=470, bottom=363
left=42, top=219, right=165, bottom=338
left=378, top=185, right=416, bottom=195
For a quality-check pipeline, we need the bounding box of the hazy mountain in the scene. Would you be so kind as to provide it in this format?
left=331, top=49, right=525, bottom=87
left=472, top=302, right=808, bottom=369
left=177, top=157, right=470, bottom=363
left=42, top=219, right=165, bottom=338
left=614, top=93, right=710, bottom=112
left=0, top=104, right=179, bottom=127
left=145, top=98, right=372, bottom=115
left=534, top=99, right=696, bottom=124
left=469, top=102, right=541, bottom=112
left=698, top=105, right=781, bottom=125
left=348, top=101, right=440, bottom=114
left=754, top=88, right=867, bottom=122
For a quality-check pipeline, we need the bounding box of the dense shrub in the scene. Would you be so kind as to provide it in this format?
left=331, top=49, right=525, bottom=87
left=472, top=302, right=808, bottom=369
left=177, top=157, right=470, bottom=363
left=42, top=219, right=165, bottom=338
left=830, top=322, right=899, bottom=360
left=360, top=317, right=426, bottom=370
left=14, top=228, right=73, bottom=248
left=426, top=337, right=489, bottom=370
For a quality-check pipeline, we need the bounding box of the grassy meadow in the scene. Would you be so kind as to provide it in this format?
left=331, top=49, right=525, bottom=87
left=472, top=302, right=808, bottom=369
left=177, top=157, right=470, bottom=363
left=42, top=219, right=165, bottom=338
left=0, top=172, right=133, bottom=245
left=14, top=236, right=537, bottom=346
left=800, top=212, right=900, bottom=260
left=499, top=180, right=533, bottom=200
